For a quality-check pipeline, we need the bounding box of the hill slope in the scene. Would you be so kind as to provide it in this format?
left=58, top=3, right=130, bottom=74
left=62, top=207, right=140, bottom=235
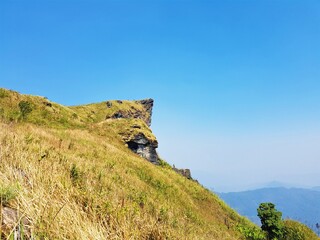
left=0, top=88, right=258, bottom=239
left=219, top=187, right=320, bottom=235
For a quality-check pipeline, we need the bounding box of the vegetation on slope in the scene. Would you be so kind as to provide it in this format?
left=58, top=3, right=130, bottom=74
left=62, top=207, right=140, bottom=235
left=254, top=202, right=319, bottom=240
left=0, top=88, right=262, bottom=239
left=282, top=219, right=319, bottom=240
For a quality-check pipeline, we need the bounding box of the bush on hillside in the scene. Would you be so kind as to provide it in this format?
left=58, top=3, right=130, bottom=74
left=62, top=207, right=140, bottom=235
left=282, top=219, right=319, bottom=240
left=18, top=100, right=33, bottom=119
left=237, top=224, right=266, bottom=240
left=0, top=88, right=9, bottom=98
left=257, top=202, right=284, bottom=240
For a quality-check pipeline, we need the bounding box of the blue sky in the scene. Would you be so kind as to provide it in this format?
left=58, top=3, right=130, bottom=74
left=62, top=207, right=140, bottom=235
left=1, top=0, right=320, bottom=192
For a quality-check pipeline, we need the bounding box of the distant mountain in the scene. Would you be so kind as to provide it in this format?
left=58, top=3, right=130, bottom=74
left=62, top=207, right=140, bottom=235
left=218, top=187, right=320, bottom=234
left=312, top=186, right=320, bottom=191
left=255, top=181, right=296, bottom=189
left=241, top=181, right=309, bottom=191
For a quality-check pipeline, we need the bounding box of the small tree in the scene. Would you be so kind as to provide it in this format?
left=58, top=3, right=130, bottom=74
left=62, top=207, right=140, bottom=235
left=257, top=202, right=284, bottom=240
left=18, top=100, right=32, bottom=119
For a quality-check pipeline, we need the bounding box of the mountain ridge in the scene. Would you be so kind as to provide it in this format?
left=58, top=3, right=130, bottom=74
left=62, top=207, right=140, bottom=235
left=0, top=88, right=256, bottom=239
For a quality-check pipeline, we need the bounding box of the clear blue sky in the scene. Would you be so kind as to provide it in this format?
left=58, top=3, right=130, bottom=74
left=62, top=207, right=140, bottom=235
left=1, top=0, right=320, bottom=192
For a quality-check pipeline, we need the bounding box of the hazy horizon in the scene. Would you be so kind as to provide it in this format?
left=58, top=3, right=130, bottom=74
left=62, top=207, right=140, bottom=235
left=1, top=0, right=320, bottom=192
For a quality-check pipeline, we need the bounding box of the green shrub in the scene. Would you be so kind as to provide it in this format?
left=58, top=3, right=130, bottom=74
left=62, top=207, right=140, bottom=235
left=237, top=224, right=266, bottom=240
left=0, top=88, right=8, bottom=98
left=18, top=100, right=33, bottom=119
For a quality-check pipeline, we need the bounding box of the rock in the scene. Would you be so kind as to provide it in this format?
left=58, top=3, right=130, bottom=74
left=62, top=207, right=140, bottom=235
left=181, top=169, right=192, bottom=179
left=106, top=101, right=112, bottom=108
left=108, top=109, right=147, bottom=124
left=173, top=167, right=193, bottom=180
left=136, top=99, right=153, bottom=127
left=105, top=99, right=154, bottom=127
left=43, top=101, right=52, bottom=107
left=105, top=99, right=158, bottom=164
left=111, top=111, right=124, bottom=119
left=1, top=206, right=31, bottom=239
left=126, top=133, right=159, bottom=164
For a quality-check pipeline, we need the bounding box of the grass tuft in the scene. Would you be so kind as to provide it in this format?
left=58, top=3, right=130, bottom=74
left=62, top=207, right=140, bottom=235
left=0, top=184, right=18, bottom=206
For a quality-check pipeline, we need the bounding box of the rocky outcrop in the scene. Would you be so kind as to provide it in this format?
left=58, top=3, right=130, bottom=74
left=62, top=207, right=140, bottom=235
left=126, top=133, right=159, bottom=165
left=106, top=101, right=112, bottom=108
left=126, top=99, right=158, bottom=163
left=106, top=98, right=154, bottom=127
left=136, top=99, right=153, bottom=127
left=106, top=98, right=159, bottom=164
left=110, top=110, right=126, bottom=119
left=110, top=110, right=144, bottom=121
left=173, top=166, right=193, bottom=180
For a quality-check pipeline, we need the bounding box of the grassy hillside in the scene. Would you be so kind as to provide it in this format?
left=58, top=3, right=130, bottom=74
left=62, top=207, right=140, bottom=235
left=0, top=88, right=260, bottom=239
left=283, top=220, right=319, bottom=240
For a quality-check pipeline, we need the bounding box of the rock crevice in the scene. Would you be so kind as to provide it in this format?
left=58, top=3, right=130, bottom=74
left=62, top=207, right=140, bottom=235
left=126, top=133, right=159, bottom=164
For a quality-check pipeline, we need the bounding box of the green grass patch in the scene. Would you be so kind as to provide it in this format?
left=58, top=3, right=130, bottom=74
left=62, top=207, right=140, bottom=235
left=0, top=184, right=19, bottom=205
left=0, top=88, right=9, bottom=98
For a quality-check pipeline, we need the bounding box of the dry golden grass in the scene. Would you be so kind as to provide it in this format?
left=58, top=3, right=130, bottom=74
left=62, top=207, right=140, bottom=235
left=0, top=88, right=258, bottom=239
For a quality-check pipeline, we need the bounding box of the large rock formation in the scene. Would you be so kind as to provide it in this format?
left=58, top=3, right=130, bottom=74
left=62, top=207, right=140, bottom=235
left=136, top=99, right=153, bottom=127
left=105, top=98, right=159, bottom=164
left=126, top=133, right=159, bottom=165
left=125, top=99, right=158, bottom=164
